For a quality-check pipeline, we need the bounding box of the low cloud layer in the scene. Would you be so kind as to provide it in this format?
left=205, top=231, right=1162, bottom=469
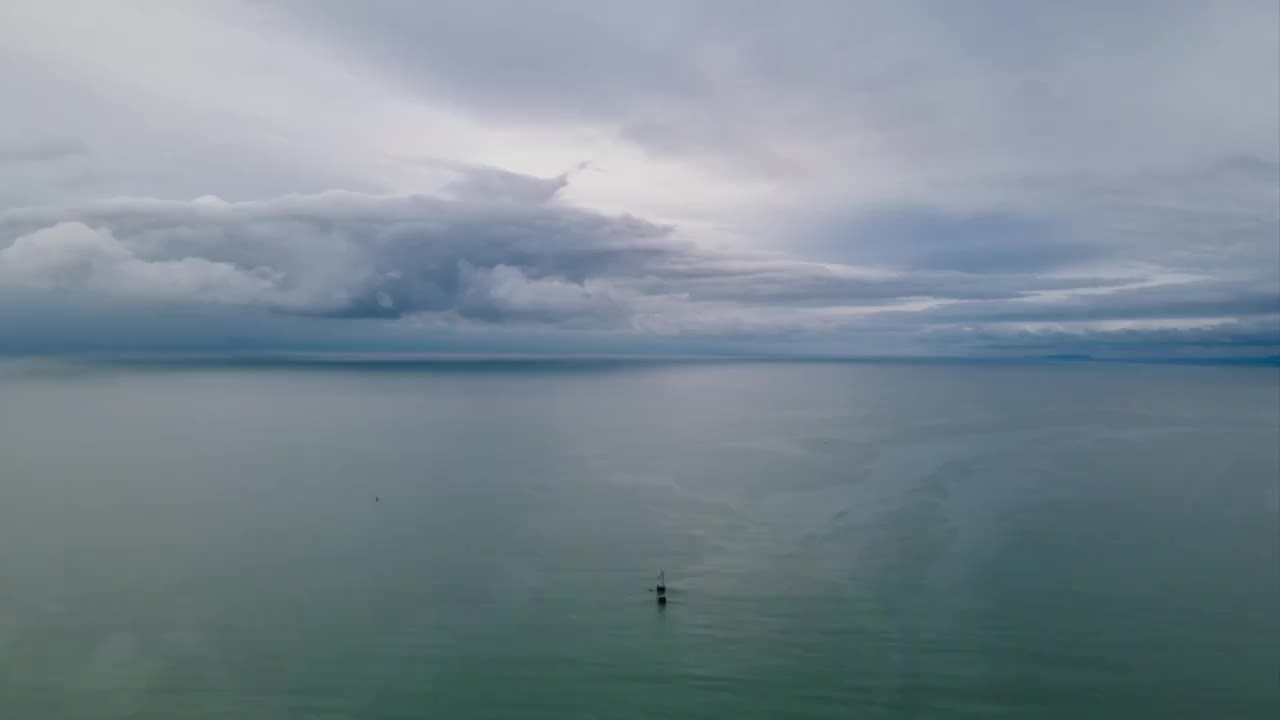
left=0, top=185, right=1133, bottom=321
left=2, top=175, right=1275, bottom=356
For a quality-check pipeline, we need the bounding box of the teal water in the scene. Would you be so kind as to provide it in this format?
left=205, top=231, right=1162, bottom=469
left=1, top=359, right=1277, bottom=718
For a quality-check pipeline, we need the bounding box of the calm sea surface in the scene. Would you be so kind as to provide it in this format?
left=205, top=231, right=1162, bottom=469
left=1, top=358, right=1277, bottom=718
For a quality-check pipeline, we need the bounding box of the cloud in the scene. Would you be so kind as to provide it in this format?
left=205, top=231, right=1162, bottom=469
left=0, top=189, right=668, bottom=322
left=455, top=262, right=625, bottom=325
left=806, top=209, right=1091, bottom=274
left=235, top=2, right=1278, bottom=291
left=430, top=160, right=576, bottom=205
left=879, top=281, right=1280, bottom=326
left=0, top=134, right=89, bottom=164
left=0, top=222, right=281, bottom=305
left=927, top=318, right=1280, bottom=359
left=2, top=179, right=1274, bottom=358
left=0, top=1, right=1275, bottom=358
left=260, top=2, right=1278, bottom=184
left=0, top=187, right=1151, bottom=327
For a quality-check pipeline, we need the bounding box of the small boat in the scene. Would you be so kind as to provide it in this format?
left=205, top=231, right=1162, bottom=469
left=656, top=570, right=666, bottom=595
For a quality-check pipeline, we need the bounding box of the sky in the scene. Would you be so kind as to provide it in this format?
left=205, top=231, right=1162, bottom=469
left=0, top=0, right=1277, bottom=357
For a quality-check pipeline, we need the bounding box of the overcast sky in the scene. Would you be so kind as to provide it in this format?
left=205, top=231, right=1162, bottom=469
left=1, top=0, right=1276, bottom=357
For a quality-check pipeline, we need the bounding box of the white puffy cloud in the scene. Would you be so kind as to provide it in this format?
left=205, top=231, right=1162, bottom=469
left=456, top=262, right=625, bottom=326
left=0, top=222, right=282, bottom=306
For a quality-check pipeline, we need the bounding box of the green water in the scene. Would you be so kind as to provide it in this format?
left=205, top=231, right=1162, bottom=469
left=1, top=359, right=1277, bottom=718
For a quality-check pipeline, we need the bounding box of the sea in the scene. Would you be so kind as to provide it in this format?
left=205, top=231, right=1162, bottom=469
left=1, top=357, right=1277, bottom=719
